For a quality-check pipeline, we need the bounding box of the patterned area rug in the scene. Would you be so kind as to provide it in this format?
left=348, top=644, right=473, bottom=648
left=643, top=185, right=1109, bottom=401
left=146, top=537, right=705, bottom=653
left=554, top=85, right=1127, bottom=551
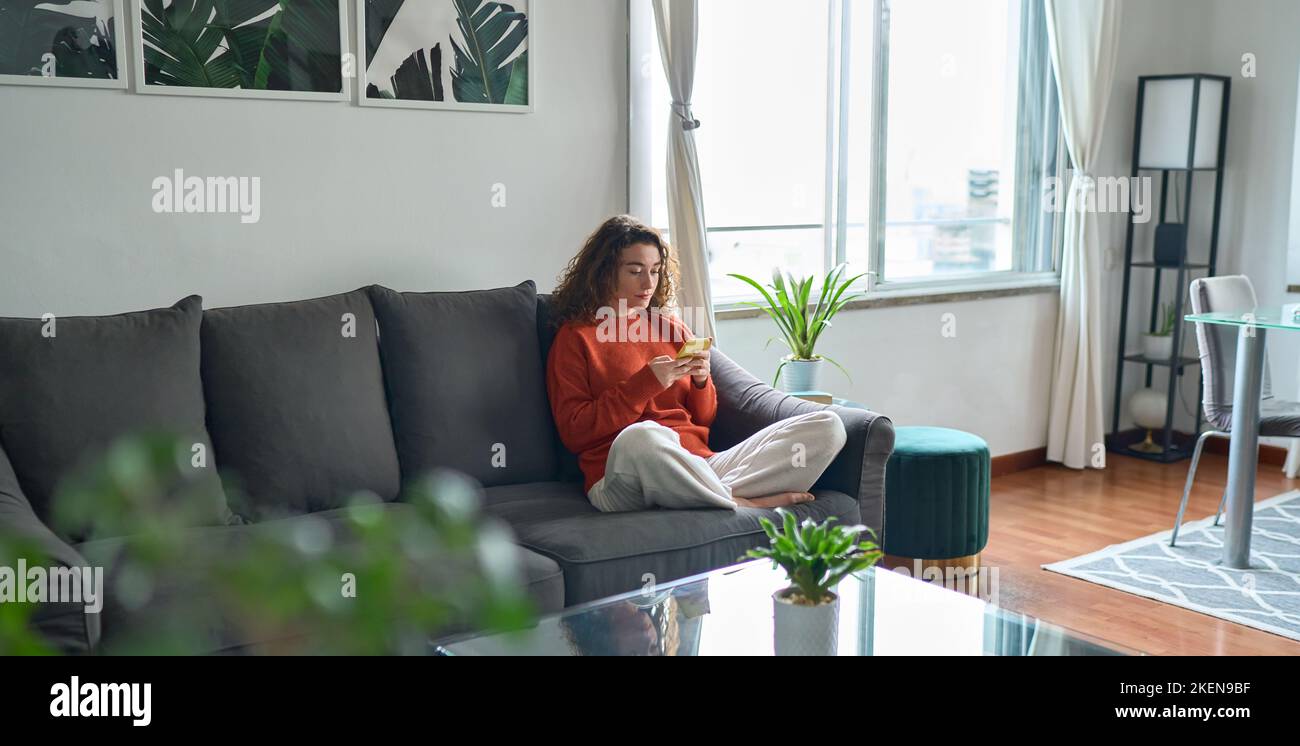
left=1044, top=491, right=1300, bottom=642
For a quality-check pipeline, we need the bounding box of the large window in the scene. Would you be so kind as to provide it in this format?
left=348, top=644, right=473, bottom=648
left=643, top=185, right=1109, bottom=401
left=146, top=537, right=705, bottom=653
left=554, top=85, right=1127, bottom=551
left=630, top=0, right=1062, bottom=304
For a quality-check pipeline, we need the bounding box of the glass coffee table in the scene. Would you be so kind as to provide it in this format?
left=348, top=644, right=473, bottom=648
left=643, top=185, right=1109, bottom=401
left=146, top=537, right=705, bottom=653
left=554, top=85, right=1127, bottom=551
left=434, top=560, right=1138, bottom=656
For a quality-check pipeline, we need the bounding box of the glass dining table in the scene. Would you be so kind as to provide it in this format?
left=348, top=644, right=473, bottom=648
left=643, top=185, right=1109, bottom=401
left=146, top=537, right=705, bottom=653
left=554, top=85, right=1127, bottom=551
left=1184, top=306, right=1300, bottom=569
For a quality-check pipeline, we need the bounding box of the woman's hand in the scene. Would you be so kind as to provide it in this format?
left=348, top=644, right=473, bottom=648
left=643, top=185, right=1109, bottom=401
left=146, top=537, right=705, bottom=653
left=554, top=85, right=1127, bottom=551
left=648, top=355, right=695, bottom=389
left=688, top=342, right=712, bottom=388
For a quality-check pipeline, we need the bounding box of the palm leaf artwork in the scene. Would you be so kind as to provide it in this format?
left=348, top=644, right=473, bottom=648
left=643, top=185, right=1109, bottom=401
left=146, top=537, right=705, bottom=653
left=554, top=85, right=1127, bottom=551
left=209, top=0, right=279, bottom=89
left=362, top=0, right=529, bottom=106
left=381, top=43, right=443, bottom=101
left=363, top=0, right=405, bottom=68
left=363, top=0, right=432, bottom=100
left=0, top=1, right=46, bottom=74
left=141, top=0, right=342, bottom=92
left=503, top=49, right=526, bottom=103
left=0, top=0, right=118, bottom=78
left=49, top=18, right=116, bottom=78
left=450, top=0, right=528, bottom=105
left=142, top=0, right=240, bottom=87
left=254, top=0, right=342, bottom=92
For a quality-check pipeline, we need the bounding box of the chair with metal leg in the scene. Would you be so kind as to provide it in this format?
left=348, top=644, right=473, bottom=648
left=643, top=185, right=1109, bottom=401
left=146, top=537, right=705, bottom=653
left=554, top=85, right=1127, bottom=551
left=1170, top=276, right=1300, bottom=546
left=1170, top=430, right=1228, bottom=546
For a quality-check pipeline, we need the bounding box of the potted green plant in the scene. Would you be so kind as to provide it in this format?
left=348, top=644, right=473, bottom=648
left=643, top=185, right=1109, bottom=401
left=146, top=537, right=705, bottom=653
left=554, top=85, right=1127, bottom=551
left=1141, top=302, right=1177, bottom=361
left=745, top=509, right=882, bottom=656
left=728, top=264, right=866, bottom=392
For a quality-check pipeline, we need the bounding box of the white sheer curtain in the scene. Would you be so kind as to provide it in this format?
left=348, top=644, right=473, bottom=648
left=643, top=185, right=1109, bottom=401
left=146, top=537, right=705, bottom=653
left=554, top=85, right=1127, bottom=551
left=652, top=0, right=716, bottom=341
left=1044, top=0, right=1123, bottom=470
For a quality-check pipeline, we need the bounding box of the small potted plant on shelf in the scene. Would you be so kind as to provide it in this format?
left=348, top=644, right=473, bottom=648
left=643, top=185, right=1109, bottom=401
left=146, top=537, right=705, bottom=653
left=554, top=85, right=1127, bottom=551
left=728, top=264, right=866, bottom=392
left=1141, top=302, right=1177, bottom=361
left=745, top=509, right=882, bottom=656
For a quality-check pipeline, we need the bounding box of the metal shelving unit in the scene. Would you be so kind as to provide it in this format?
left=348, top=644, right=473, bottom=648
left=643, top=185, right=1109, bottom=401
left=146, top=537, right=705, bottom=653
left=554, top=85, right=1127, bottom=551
left=1107, top=74, right=1231, bottom=463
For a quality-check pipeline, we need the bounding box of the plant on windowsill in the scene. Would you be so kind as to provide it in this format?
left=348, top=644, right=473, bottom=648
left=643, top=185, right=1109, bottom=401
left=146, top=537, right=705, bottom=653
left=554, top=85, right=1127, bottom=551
left=1141, top=302, right=1177, bottom=362
left=745, top=509, right=882, bottom=656
left=728, top=264, right=866, bottom=393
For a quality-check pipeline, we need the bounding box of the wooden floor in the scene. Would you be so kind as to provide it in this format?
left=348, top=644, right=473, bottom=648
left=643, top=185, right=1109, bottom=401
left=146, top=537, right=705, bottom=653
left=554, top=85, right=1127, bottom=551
left=986, top=451, right=1300, bottom=655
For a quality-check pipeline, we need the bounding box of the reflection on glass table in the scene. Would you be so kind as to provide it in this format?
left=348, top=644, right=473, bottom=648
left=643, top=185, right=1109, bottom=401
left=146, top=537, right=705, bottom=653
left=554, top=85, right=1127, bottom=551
left=434, top=560, right=1136, bottom=656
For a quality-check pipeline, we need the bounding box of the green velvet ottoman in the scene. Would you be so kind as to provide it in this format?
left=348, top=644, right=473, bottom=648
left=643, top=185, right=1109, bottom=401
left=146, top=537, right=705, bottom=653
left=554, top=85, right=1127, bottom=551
left=884, top=427, right=990, bottom=566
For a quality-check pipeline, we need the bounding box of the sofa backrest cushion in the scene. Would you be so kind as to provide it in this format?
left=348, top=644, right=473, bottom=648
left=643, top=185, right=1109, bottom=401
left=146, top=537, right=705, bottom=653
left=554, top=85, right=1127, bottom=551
left=0, top=296, right=229, bottom=539
left=201, top=289, right=400, bottom=521
left=536, top=294, right=584, bottom=484
left=369, top=282, right=559, bottom=488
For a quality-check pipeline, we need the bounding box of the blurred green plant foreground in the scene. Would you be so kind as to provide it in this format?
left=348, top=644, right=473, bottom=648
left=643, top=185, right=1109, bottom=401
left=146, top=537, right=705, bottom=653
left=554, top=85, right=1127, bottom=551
left=0, top=435, right=533, bottom=655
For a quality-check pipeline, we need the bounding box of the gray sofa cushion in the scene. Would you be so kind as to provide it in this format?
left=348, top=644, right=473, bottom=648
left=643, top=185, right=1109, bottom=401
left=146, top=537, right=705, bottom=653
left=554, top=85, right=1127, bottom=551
left=0, top=443, right=99, bottom=653
left=536, top=295, right=584, bottom=483
left=516, top=546, right=566, bottom=616
left=201, top=290, right=400, bottom=521
left=77, top=503, right=564, bottom=654
left=0, top=296, right=228, bottom=540
left=369, top=283, right=559, bottom=488
left=483, top=481, right=862, bottom=605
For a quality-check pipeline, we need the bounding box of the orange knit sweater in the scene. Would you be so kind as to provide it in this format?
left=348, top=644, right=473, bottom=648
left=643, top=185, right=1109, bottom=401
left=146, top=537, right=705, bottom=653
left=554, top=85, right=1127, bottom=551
left=546, top=313, right=717, bottom=492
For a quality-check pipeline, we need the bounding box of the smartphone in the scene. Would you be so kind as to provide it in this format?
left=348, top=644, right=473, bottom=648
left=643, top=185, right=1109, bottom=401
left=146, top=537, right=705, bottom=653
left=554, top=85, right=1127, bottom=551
left=675, top=337, right=713, bottom=360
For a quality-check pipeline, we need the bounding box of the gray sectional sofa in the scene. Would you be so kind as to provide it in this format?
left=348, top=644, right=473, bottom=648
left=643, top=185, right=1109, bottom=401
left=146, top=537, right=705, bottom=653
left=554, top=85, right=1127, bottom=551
left=0, top=281, right=894, bottom=654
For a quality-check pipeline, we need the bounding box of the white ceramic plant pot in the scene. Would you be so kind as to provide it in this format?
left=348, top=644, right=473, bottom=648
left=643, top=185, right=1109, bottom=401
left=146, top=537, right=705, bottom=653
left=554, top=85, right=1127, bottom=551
left=781, top=357, right=825, bottom=393
left=1141, top=334, right=1173, bottom=362
left=773, top=588, right=839, bottom=657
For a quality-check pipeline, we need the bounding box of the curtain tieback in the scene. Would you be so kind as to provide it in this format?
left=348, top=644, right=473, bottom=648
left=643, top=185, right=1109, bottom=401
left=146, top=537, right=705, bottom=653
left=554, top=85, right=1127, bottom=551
left=672, top=102, right=701, bottom=131
left=1070, top=171, right=1096, bottom=194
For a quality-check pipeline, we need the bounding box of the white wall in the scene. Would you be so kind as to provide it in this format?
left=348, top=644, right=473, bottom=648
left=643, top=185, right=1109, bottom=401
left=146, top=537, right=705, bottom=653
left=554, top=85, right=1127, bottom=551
left=1097, top=0, right=1218, bottom=438
left=0, top=0, right=627, bottom=316
left=1203, top=0, right=1300, bottom=402
left=1098, top=0, right=1300, bottom=441
left=718, top=291, right=1059, bottom=457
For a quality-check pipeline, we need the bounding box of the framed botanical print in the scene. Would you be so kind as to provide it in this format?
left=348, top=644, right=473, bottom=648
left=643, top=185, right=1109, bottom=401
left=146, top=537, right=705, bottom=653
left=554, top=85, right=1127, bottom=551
left=133, top=0, right=348, bottom=101
left=0, top=0, right=127, bottom=88
left=359, top=0, right=531, bottom=113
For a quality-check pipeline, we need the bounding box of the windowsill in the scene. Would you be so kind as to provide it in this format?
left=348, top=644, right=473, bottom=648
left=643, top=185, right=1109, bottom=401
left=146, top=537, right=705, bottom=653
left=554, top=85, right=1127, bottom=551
left=714, top=277, right=1060, bottom=320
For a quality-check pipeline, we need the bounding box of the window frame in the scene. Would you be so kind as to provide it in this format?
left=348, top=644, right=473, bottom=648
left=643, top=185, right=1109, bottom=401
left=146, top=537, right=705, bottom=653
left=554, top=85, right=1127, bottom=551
left=627, top=0, right=1064, bottom=310
left=866, top=0, right=1064, bottom=295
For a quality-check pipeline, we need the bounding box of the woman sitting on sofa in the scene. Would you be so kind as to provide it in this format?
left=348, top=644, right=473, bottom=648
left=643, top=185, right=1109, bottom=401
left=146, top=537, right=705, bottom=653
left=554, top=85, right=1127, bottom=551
left=546, top=215, right=847, bottom=513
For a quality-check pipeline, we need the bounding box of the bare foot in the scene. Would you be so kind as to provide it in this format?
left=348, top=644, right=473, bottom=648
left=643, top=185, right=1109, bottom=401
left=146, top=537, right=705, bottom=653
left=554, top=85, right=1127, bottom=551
left=733, top=492, right=815, bottom=510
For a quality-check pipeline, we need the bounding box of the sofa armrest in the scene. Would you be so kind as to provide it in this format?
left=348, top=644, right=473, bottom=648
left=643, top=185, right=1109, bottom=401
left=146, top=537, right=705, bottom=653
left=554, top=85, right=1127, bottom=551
left=708, top=350, right=895, bottom=535
left=0, top=446, right=100, bottom=654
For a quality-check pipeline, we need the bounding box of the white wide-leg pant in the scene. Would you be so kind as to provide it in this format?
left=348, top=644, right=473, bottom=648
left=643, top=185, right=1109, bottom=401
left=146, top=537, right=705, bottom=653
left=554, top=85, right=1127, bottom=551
left=587, top=410, right=848, bottom=513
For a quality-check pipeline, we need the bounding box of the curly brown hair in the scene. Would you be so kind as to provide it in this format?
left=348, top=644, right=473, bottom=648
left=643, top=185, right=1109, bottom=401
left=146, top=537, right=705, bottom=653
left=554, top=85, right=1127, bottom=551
left=549, top=215, right=679, bottom=327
